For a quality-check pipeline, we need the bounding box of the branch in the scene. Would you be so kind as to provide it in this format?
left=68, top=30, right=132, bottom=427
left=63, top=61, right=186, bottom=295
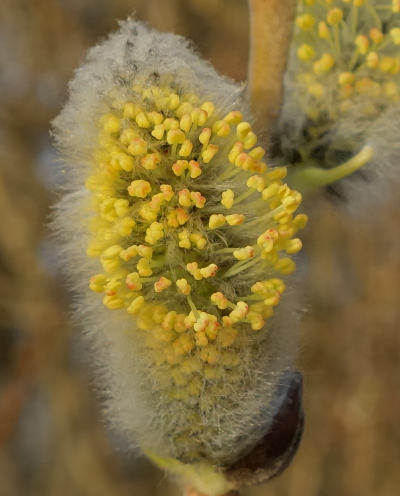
left=247, top=0, right=297, bottom=137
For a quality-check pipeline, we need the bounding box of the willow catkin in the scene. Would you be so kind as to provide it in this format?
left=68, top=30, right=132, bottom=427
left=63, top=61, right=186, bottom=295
left=52, top=18, right=306, bottom=495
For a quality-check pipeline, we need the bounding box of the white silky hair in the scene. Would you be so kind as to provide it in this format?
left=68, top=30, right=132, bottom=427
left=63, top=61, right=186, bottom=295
left=52, top=18, right=300, bottom=467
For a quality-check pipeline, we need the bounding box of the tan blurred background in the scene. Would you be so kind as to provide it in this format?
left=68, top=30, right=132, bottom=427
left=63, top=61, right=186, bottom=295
left=0, top=1, right=399, bottom=495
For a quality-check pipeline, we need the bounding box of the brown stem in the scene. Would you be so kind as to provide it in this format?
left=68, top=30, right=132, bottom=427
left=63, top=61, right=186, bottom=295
left=247, top=0, right=297, bottom=137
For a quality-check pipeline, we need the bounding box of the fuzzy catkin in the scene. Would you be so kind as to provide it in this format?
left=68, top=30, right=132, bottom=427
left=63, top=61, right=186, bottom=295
left=52, top=18, right=306, bottom=472
left=280, top=0, right=400, bottom=209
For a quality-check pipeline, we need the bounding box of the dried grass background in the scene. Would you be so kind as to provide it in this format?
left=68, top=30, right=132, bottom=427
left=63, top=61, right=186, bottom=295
left=0, top=1, right=399, bottom=495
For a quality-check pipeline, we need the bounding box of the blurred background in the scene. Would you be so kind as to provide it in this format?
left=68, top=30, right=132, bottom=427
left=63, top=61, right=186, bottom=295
left=0, top=1, right=399, bottom=495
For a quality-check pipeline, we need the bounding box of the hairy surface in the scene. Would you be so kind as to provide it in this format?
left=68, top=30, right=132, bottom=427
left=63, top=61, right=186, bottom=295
left=52, top=18, right=305, bottom=470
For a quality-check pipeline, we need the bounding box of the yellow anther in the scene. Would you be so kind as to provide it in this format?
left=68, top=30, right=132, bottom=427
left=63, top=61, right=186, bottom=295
left=175, top=208, right=189, bottom=226
left=202, top=144, right=219, bottom=163
left=176, top=278, right=191, bottom=295
left=199, top=127, right=211, bottom=146
left=200, top=101, right=214, bottom=117
left=257, top=228, right=278, bottom=251
left=141, top=152, right=161, bottom=170
left=211, top=292, right=229, bottom=310
left=191, top=108, right=208, bottom=126
left=212, top=120, right=231, bottom=137
left=164, top=118, right=180, bottom=130
left=247, top=175, right=265, bottom=192
left=168, top=93, right=180, bottom=110
left=120, top=128, right=138, bottom=145
left=235, top=153, right=255, bottom=170
left=247, top=312, right=264, bottom=331
left=313, top=53, right=335, bottom=75
left=186, top=262, right=202, bottom=280
left=236, top=122, right=252, bottom=139
left=338, top=72, right=355, bottom=85
left=226, top=214, right=245, bottom=226
left=101, top=114, right=121, bottom=134
left=355, top=35, right=369, bottom=54
left=167, top=211, right=179, bottom=228
left=318, top=21, right=330, bottom=39
left=266, top=167, right=287, bottom=181
left=221, top=190, right=234, bottom=209
left=125, top=272, right=142, bottom=291
left=228, top=142, right=244, bottom=164
left=354, top=0, right=365, bottom=5
left=162, top=311, right=178, bottom=331
left=160, top=184, right=174, bottom=201
left=137, top=257, right=152, bottom=277
left=178, top=229, right=191, bottom=249
left=379, top=56, right=396, bottom=73
left=151, top=124, right=165, bottom=140
left=145, top=222, right=164, bottom=244
left=274, top=257, right=296, bottom=275
left=116, top=217, right=136, bottom=237
left=243, top=131, right=257, bottom=149
left=89, top=274, right=107, bottom=292
left=393, top=0, right=400, bottom=13
left=180, top=114, right=192, bottom=133
left=137, top=245, right=152, bottom=259
left=296, top=14, right=316, bottom=31
left=188, top=160, right=202, bottom=178
left=229, top=301, right=249, bottom=323
left=178, top=189, right=192, bottom=207
left=174, top=315, right=188, bottom=333
left=223, top=110, right=243, bottom=124
left=285, top=238, right=303, bottom=255
left=128, top=179, right=151, bottom=198
left=112, top=152, right=134, bottom=172
left=176, top=102, right=193, bottom=119
left=293, top=213, right=308, bottom=230
left=140, top=203, right=158, bottom=222
left=248, top=146, right=265, bottom=161
left=369, top=28, right=383, bottom=45
left=103, top=295, right=124, bottom=310
left=233, top=246, right=255, bottom=261
left=389, top=28, right=400, bottom=47
left=127, top=296, right=145, bottom=315
left=135, top=112, right=151, bottom=128
left=199, top=264, right=218, bottom=278
left=114, top=199, right=130, bottom=217
left=366, top=52, right=379, bottom=69
left=297, top=44, right=316, bottom=62
left=209, top=214, right=226, bottom=229
left=154, top=277, right=172, bottom=293
left=179, top=139, right=193, bottom=157
left=190, top=191, right=206, bottom=208
left=127, top=138, right=147, bottom=156
left=123, top=103, right=140, bottom=119
left=119, top=245, right=139, bottom=261
left=147, top=111, right=163, bottom=125
left=172, top=160, right=189, bottom=176
left=327, top=8, right=343, bottom=25
left=167, top=129, right=185, bottom=145
left=190, top=233, right=207, bottom=249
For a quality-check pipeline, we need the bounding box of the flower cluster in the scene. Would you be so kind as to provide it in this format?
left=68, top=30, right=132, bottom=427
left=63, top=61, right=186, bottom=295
left=86, top=82, right=306, bottom=407
left=280, top=0, right=400, bottom=202
left=52, top=20, right=307, bottom=476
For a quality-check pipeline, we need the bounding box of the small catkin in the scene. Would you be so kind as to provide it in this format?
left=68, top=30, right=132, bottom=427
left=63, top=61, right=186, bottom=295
left=280, top=0, right=400, bottom=212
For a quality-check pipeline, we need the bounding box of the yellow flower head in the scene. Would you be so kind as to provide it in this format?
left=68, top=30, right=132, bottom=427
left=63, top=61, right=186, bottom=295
left=52, top=19, right=307, bottom=480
